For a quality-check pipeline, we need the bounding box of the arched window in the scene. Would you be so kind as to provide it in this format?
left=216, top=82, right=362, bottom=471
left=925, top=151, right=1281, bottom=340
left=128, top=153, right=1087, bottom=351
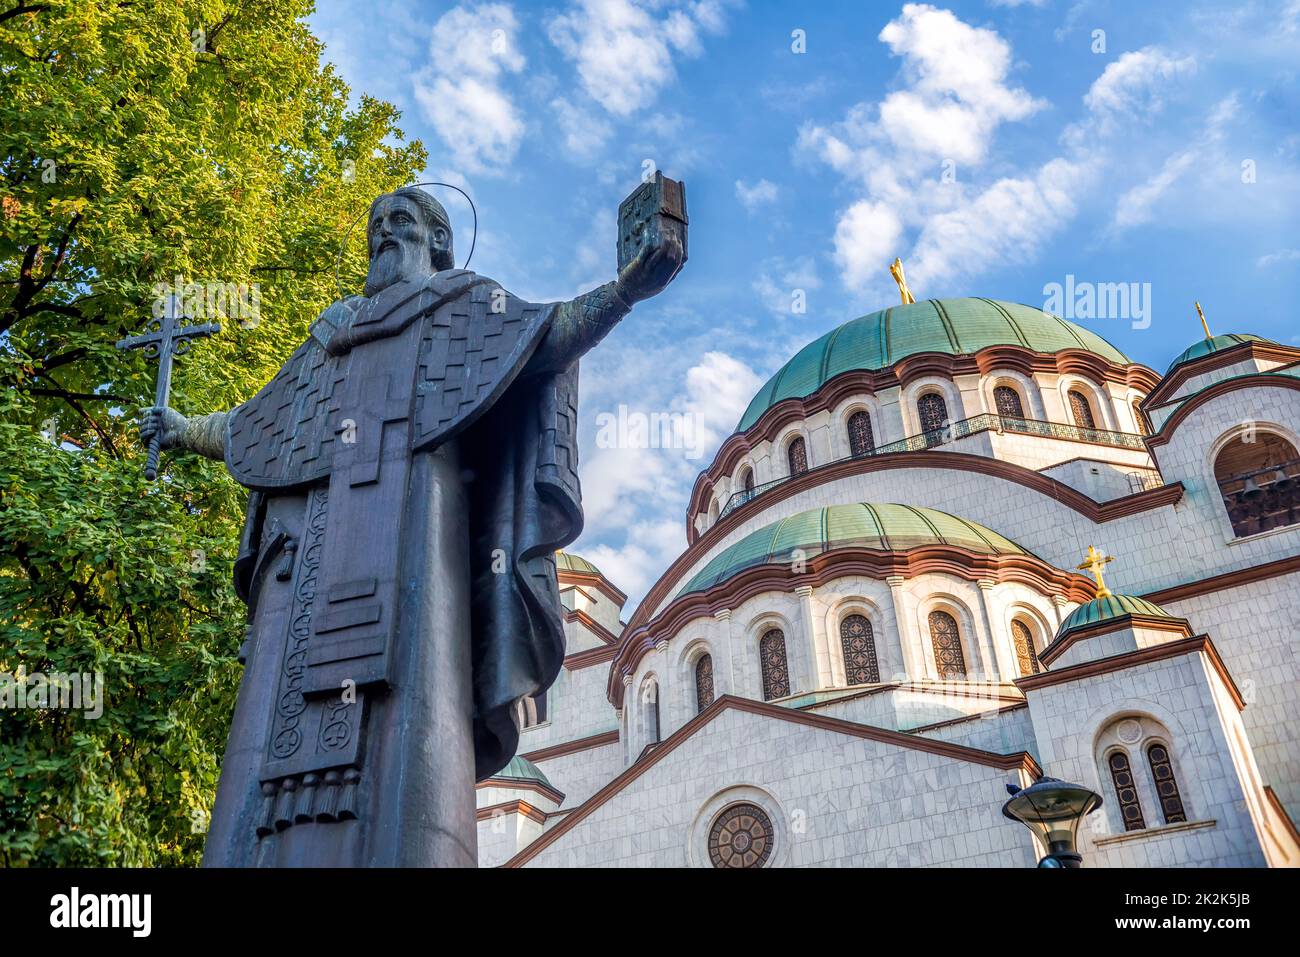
left=928, top=610, right=966, bottom=679
left=515, top=691, right=547, bottom=729
left=1214, top=432, right=1300, bottom=537
left=1068, top=389, right=1097, bottom=430
left=1131, top=399, right=1150, bottom=436
left=847, top=410, right=875, bottom=457
left=639, top=678, right=660, bottom=746
left=917, top=392, right=949, bottom=439
left=1011, top=619, right=1040, bottom=676
left=1107, top=750, right=1146, bottom=831
left=759, top=628, right=790, bottom=700
left=840, top=614, right=880, bottom=684
left=786, top=437, right=808, bottom=476
left=695, top=654, right=715, bottom=714
left=1146, top=743, right=1187, bottom=825
left=740, top=467, right=754, bottom=492
left=993, top=385, right=1025, bottom=419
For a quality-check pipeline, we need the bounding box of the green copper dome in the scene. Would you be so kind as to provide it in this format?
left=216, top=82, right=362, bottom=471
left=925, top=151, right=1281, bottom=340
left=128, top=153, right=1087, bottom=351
left=1165, top=334, right=1273, bottom=374
left=1056, top=593, right=1177, bottom=640
left=681, top=503, right=1028, bottom=595
left=736, top=298, right=1131, bottom=432
left=556, top=551, right=604, bottom=579
left=490, top=755, right=555, bottom=789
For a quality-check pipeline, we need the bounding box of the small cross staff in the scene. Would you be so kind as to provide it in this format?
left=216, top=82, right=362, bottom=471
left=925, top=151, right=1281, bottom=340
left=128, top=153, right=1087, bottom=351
left=116, top=294, right=220, bottom=480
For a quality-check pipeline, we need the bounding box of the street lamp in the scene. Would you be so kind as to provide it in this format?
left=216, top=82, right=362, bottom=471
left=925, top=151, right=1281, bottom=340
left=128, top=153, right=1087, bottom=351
left=1003, top=777, right=1103, bottom=868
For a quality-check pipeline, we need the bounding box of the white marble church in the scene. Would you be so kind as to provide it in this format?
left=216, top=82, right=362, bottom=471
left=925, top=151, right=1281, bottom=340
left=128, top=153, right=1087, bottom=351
left=476, top=283, right=1300, bottom=868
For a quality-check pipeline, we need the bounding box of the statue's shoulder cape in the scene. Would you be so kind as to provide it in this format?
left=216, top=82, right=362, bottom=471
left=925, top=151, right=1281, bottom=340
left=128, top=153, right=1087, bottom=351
left=225, top=271, right=554, bottom=491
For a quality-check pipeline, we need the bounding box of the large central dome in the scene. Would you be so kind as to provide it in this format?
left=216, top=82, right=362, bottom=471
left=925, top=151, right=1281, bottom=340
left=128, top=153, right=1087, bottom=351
left=736, top=297, right=1130, bottom=432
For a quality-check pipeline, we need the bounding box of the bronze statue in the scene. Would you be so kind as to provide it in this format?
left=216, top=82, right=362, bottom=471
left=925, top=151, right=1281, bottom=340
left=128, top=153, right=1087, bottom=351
left=140, top=177, right=687, bottom=866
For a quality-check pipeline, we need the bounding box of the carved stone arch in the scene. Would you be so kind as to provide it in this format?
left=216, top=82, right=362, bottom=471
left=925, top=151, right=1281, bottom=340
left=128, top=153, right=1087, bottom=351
left=902, top=375, right=961, bottom=438
left=1090, top=706, right=1193, bottom=835
left=1057, top=374, right=1116, bottom=432
left=1205, top=420, right=1300, bottom=540
left=743, top=612, right=797, bottom=702
left=1005, top=602, right=1052, bottom=677
left=915, top=594, right=980, bottom=682
left=834, top=398, right=882, bottom=458
left=983, top=369, right=1042, bottom=420
left=823, top=596, right=887, bottom=687
left=676, top=637, right=716, bottom=717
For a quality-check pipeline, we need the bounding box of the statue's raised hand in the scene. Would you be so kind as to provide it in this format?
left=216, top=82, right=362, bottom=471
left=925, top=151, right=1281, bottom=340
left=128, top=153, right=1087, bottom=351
left=616, top=231, right=686, bottom=305
left=139, top=406, right=189, bottom=451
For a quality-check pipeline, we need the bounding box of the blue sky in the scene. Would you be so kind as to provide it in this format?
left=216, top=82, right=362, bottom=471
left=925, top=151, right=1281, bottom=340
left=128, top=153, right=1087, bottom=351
left=309, top=0, right=1300, bottom=607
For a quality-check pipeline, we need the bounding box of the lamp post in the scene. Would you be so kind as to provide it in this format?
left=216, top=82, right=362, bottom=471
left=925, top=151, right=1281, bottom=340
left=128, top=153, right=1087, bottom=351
left=1003, top=777, right=1103, bottom=868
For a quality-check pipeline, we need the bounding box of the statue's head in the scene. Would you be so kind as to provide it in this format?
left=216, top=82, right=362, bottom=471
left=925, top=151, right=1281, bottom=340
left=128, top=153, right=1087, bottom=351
left=364, top=187, right=454, bottom=297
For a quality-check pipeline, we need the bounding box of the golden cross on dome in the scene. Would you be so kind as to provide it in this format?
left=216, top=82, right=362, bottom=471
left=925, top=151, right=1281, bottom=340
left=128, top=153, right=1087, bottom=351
left=1195, top=301, right=1212, bottom=340
left=1076, top=545, right=1115, bottom=597
left=889, top=257, right=916, bottom=305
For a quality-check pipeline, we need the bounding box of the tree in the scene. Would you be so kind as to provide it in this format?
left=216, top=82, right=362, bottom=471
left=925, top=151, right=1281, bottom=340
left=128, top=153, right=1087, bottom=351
left=0, top=0, right=426, bottom=865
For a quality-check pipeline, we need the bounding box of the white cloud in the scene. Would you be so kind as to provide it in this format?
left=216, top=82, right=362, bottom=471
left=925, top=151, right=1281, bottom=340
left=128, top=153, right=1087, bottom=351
left=753, top=256, right=821, bottom=317
left=735, top=178, right=779, bottom=211
left=548, top=0, right=731, bottom=117
left=1082, top=47, right=1197, bottom=120
left=551, top=97, right=614, bottom=162
left=800, top=10, right=1204, bottom=293
left=414, top=3, right=526, bottom=175
left=1258, top=248, right=1300, bottom=268
left=1110, top=95, right=1238, bottom=233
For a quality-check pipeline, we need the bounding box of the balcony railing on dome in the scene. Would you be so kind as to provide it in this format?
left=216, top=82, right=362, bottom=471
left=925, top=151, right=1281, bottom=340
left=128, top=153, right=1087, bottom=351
left=1218, top=457, right=1300, bottom=538
left=715, top=413, right=1151, bottom=521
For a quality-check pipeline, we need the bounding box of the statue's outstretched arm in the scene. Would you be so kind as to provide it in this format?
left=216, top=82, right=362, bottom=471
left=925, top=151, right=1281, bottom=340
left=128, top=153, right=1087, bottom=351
left=139, top=407, right=229, bottom=461
left=528, top=232, right=685, bottom=374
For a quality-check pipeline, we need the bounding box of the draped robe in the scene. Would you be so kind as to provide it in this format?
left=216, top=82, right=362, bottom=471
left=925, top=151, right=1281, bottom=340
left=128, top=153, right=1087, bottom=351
left=201, top=270, right=583, bottom=867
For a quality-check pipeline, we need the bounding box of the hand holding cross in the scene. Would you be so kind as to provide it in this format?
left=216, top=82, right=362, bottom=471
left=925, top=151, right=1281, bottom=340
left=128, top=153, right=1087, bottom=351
left=116, top=294, right=220, bottom=480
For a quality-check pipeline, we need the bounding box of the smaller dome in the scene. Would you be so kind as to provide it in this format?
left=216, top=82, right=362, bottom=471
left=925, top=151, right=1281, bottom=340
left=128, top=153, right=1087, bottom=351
left=681, top=503, right=1028, bottom=595
left=1166, top=334, right=1273, bottom=374
left=490, top=755, right=555, bottom=789
left=556, top=551, right=604, bottom=579
left=1056, top=593, right=1176, bottom=639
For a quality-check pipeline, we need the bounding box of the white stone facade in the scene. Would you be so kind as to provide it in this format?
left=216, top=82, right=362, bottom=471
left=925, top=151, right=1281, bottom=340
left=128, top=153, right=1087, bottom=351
left=476, top=328, right=1300, bottom=868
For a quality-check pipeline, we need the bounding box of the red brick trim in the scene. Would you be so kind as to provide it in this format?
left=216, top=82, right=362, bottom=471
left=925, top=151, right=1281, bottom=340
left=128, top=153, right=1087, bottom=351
left=1146, top=374, right=1300, bottom=450
left=563, top=608, right=621, bottom=646
left=1142, top=554, right=1300, bottom=605
left=502, top=694, right=1041, bottom=867
left=477, top=800, right=547, bottom=825
left=1142, top=344, right=1300, bottom=410
left=558, top=569, right=627, bottom=606
left=1015, top=635, right=1245, bottom=710
left=564, top=643, right=618, bottom=671
left=1037, top=614, right=1193, bottom=667
left=476, top=775, right=565, bottom=805
left=520, top=729, right=620, bottom=764
left=1263, top=786, right=1300, bottom=847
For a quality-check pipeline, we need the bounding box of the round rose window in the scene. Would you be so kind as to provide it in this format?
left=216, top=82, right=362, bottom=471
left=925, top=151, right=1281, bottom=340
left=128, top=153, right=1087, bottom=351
left=708, top=802, right=774, bottom=868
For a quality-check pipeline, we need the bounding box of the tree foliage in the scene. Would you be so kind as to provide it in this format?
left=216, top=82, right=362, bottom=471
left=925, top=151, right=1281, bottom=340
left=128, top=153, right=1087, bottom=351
left=0, top=0, right=426, bottom=865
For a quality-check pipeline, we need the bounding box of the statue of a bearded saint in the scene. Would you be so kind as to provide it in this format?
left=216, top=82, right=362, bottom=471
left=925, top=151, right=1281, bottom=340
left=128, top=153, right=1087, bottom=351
left=141, top=184, right=686, bottom=867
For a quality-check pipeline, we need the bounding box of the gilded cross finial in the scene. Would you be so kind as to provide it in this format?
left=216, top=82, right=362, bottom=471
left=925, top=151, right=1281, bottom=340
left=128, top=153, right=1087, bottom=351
left=1076, top=545, right=1115, bottom=598
left=1195, top=301, right=1211, bottom=340
left=889, top=257, right=916, bottom=305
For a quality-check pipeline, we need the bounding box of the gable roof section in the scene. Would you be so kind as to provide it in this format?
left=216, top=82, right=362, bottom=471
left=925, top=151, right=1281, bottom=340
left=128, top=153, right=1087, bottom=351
left=503, top=694, right=1040, bottom=867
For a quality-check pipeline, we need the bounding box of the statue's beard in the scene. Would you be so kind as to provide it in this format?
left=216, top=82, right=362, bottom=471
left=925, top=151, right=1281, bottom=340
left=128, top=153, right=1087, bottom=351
left=364, top=242, right=430, bottom=297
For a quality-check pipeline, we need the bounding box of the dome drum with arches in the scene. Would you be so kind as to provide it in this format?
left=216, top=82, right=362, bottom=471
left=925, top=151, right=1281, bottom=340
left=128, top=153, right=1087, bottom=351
left=680, top=503, right=1030, bottom=595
